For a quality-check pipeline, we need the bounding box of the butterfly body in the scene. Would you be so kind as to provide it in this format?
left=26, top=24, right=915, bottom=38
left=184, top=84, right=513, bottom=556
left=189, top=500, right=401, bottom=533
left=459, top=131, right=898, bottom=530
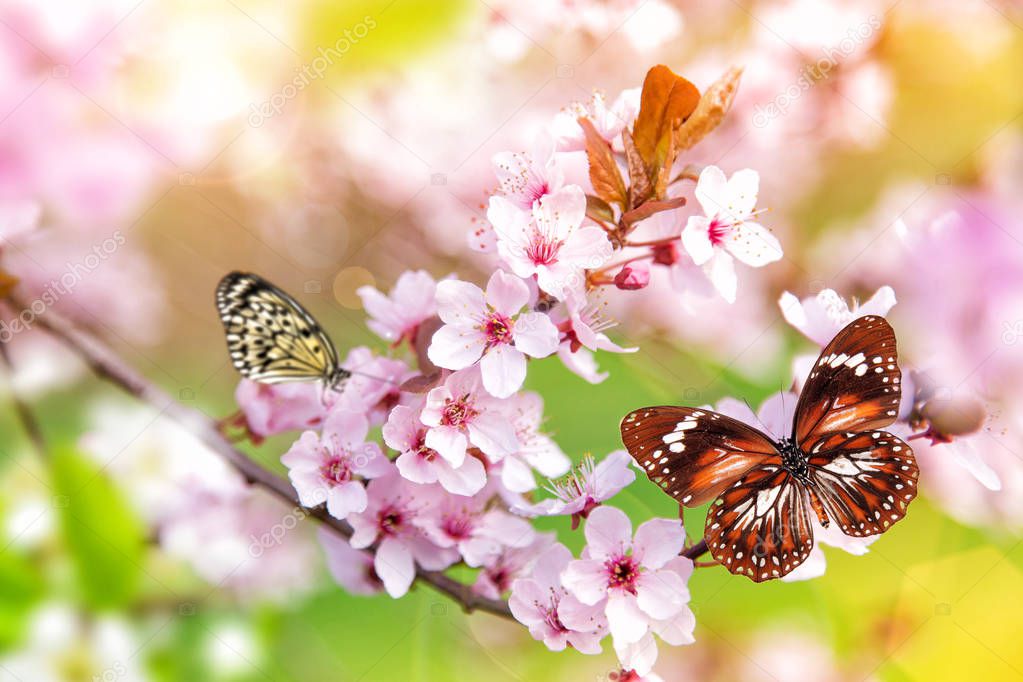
left=621, top=316, right=918, bottom=582
left=215, top=272, right=350, bottom=392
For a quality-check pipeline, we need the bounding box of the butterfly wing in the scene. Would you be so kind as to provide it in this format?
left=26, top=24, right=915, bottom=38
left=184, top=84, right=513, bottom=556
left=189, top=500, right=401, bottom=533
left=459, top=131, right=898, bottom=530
left=804, top=430, right=918, bottom=537
left=704, top=465, right=815, bottom=582
left=792, top=315, right=903, bottom=445
left=621, top=406, right=780, bottom=507
left=793, top=315, right=919, bottom=536
left=216, top=272, right=341, bottom=385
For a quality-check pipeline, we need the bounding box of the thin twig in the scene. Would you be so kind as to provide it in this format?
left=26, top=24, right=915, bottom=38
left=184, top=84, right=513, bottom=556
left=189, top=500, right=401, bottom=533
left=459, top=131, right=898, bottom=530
left=13, top=295, right=513, bottom=620
left=681, top=539, right=708, bottom=561
left=0, top=339, right=50, bottom=459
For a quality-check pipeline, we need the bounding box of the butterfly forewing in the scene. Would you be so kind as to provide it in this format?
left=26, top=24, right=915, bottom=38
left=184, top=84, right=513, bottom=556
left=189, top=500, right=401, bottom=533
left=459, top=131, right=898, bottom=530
left=621, top=407, right=779, bottom=507
left=793, top=315, right=902, bottom=445
left=704, top=466, right=815, bottom=582
left=805, top=430, right=919, bottom=537
left=216, top=272, right=343, bottom=387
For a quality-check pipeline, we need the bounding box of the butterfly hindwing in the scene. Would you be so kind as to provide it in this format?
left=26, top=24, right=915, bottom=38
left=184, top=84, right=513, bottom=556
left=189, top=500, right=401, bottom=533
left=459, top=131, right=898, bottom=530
left=805, top=429, right=919, bottom=537
left=704, top=465, right=815, bottom=582
left=216, top=272, right=342, bottom=386
left=621, top=406, right=779, bottom=507
left=793, top=315, right=903, bottom=444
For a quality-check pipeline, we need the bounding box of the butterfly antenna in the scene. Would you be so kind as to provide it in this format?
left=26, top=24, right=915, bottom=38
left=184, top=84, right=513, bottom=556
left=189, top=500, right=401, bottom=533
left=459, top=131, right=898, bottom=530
left=743, top=397, right=773, bottom=437
left=341, top=365, right=404, bottom=386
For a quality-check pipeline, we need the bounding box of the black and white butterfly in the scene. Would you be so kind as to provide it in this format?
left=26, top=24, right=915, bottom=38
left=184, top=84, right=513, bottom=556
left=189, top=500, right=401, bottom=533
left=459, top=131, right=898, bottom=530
left=621, top=316, right=919, bottom=582
left=216, top=272, right=350, bottom=391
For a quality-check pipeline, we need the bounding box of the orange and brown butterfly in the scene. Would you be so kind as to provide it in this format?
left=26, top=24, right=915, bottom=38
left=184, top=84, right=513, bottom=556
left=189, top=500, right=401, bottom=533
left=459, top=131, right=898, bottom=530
left=620, top=316, right=919, bottom=582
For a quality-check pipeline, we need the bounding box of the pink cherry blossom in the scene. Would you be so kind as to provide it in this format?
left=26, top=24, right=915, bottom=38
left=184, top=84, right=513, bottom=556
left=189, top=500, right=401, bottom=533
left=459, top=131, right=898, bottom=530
left=561, top=507, right=693, bottom=655
left=551, top=88, right=640, bottom=152
left=681, top=166, right=783, bottom=303
left=416, top=493, right=536, bottom=567
left=509, top=543, right=608, bottom=654
left=474, top=531, right=556, bottom=600
left=632, top=205, right=718, bottom=300
left=357, top=270, right=438, bottom=345
left=317, top=527, right=383, bottom=596
left=489, top=186, right=613, bottom=299
left=497, top=391, right=571, bottom=493
left=335, top=347, right=415, bottom=425
left=515, top=451, right=636, bottom=525
left=384, top=403, right=487, bottom=496
left=779, top=286, right=897, bottom=346
left=492, top=132, right=563, bottom=210
left=161, top=485, right=319, bottom=599
left=419, top=367, right=520, bottom=464
left=607, top=557, right=696, bottom=675
left=348, top=475, right=459, bottom=598
left=554, top=292, right=637, bottom=384
left=280, top=409, right=392, bottom=520
left=234, top=380, right=331, bottom=439
left=428, top=270, right=559, bottom=398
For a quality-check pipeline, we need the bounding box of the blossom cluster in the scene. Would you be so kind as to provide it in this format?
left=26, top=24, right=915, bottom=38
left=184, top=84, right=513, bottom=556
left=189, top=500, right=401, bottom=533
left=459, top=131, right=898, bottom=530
left=216, top=65, right=792, bottom=674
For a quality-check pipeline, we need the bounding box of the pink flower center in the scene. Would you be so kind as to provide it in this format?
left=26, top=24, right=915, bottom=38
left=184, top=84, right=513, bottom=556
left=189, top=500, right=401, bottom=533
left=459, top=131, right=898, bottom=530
left=604, top=554, right=640, bottom=592
left=442, top=513, right=474, bottom=541
left=707, top=217, right=731, bottom=246
left=538, top=600, right=568, bottom=634
left=414, top=432, right=438, bottom=461
left=378, top=505, right=405, bottom=537
left=527, top=180, right=549, bottom=204
left=482, top=311, right=514, bottom=346
left=526, top=232, right=562, bottom=266
left=320, top=454, right=352, bottom=486
left=441, top=395, right=477, bottom=427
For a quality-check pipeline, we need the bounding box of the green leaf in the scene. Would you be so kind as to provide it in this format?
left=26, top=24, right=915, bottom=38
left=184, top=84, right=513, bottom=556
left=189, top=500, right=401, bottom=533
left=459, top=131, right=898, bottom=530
left=0, top=549, right=44, bottom=651
left=51, top=448, right=146, bottom=609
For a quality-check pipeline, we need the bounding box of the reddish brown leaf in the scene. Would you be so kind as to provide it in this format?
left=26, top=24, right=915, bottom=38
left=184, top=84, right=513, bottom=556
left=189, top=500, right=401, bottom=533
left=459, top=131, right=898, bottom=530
left=676, top=67, right=743, bottom=152
left=0, top=268, right=19, bottom=299
left=620, top=197, right=687, bottom=227
left=622, top=130, right=653, bottom=208
left=579, top=117, right=628, bottom=208
left=633, top=65, right=700, bottom=174
left=585, top=194, right=615, bottom=224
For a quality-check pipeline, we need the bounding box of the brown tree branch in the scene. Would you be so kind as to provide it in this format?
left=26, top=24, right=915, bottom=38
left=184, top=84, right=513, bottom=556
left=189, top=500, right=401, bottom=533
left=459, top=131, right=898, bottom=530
left=0, top=338, right=50, bottom=459
left=11, top=295, right=513, bottom=620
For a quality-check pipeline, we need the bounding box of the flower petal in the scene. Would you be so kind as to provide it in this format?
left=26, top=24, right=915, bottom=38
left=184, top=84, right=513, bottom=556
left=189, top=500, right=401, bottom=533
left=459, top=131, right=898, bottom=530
left=480, top=344, right=527, bottom=398
left=485, top=270, right=530, bottom=317
left=434, top=279, right=486, bottom=326
left=583, top=506, right=632, bottom=560
left=651, top=606, right=696, bottom=646
left=467, top=411, right=519, bottom=458
left=560, top=559, right=608, bottom=605
left=681, top=216, right=714, bottom=265
left=374, top=537, right=416, bottom=598
left=705, top=250, right=737, bottom=303
left=424, top=425, right=467, bottom=466
left=693, top=165, right=730, bottom=217
left=325, top=481, right=368, bottom=520
left=635, top=569, right=686, bottom=620
left=427, top=323, right=486, bottom=370
left=632, top=518, right=684, bottom=569
left=723, top=220, right=783, bottom=266
left=513, top=312, right=560, bottom=358
left=606, top=591, right=648, bottom=645
left=435, top=455, right=487, bottom=496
